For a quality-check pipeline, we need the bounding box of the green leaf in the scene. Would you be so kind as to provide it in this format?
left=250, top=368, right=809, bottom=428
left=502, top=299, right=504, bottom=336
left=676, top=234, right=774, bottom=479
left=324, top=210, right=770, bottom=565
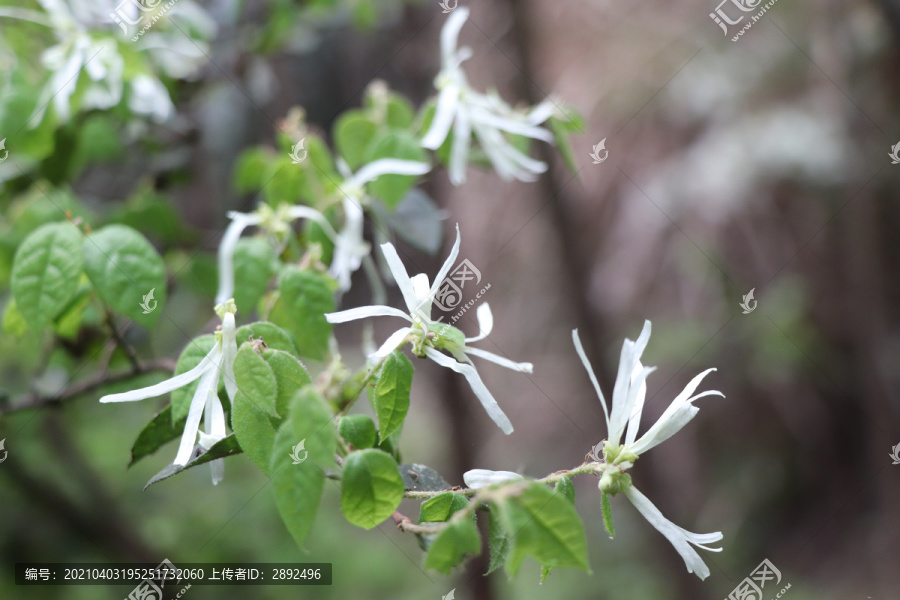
left=2, top=299, right=27, bottom=338
left=338, top=414, right=377, bottom=450
left=236, top=321, right=297, bottom=354
left=400, top=463, right=451, bottom=493
left=364, top=131, right=427, bottom=209
left=373, top=351, right=412, bottom=441
left=231, top=391, right=277, bottom=477
left=11, top=222, right=84, bottom=330
left=341, top=448, right=404, bottom=529
left=232, top=237, right=275, bottom=313
left=385, top=95, right=415, bottom=130
left=270, top=387, right=337, bottom=548
left=424, top=516, right=481, bottom=574
left=268, top=268, right=335, bottom=360
left=130, top=406, right=186, bottom=467
left=492, top=482, right=589, bottom=576
left=419, top=492, right=468, bottom=523
left=82, top=224, right=166, bottom=327
left=555, top=476, right=576, bottom=504
left=334, top=111, right=377, bottom=170
left=263, top=348, right=311, bottom=420
left=234, top=147, right=271, bottom=193
left=549, top=117, right=581, bottom=176
left=262, top=158, right=312, bottom=208
left=601, top=491, right=615, bottom=539
left=233, top=342, right=279, bottom=418
left=487, top=509, right=510, bottom=575
left=170, top=335, right=216, bottom=423
left=144, top=435, right=243, bottom=489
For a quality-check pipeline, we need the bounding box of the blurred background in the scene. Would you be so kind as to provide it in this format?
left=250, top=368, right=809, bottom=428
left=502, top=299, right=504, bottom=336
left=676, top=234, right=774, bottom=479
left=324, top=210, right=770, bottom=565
left=1, top=0, right=899, bottom=599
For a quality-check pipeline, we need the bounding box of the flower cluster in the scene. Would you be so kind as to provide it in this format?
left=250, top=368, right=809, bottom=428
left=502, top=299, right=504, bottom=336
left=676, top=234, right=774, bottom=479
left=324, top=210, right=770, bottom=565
left=421, top=7, right=558, bottom=185
left=326, top=226, right=533, bottom=434
left=465, top=321, right=724, bottom=579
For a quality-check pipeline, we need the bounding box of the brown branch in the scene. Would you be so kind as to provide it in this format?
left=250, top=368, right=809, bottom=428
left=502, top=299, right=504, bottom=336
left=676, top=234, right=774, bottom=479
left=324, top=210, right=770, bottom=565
left=104, top=307, right=141, bottom=373
left=2, top=359, right=175, bottom=415
left=391, top=511, right=446, bottom=535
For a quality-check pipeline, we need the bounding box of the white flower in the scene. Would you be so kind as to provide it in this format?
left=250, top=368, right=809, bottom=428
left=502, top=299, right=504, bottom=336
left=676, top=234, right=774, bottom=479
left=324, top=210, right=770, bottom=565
left=128, top=74, right=174, bottom=123
left=573, top=321, right=724, bottom=580
left=463, top=469, right=523, bottom=489
left=421, top=7, right=556, bottom=185
left=0, top=0, right=214, bottom=126
left=100, top=301, right=239, bottom=484
left=326, top=226, right=532, bottom=434
left=329, top=158, right=430, bottom=292
left=215, top=204, right=334, bottom=305
left=215, top=159, right=430, bottom=304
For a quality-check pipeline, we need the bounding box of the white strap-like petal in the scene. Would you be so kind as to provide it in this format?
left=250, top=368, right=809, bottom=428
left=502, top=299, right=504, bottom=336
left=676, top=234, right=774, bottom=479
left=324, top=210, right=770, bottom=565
left=174, top=362, right=220, bottom=466
left=371, top=327, right=413, bottom=360
left=410, top=273, right=433, bottom=321
left=286, top=205, right=338, bottom=240
left=203, top=392, right=228, bottom=485
left=469, top=106, right=554, bottom=142
left=465, top=346, right=533, bottom=374
left=424, top=347, right=514, bottom=434
left=429, top=224, right=461, bottom=301
left=623, top=363, right=656, bottom=447
left=326, top=305, right=412, bottom=324
left=492, top=131, right=549, bottom=175
left=348, top=159, right=431, bottom=188
left=636, top=368, right=722, bottom=451
left=204, top=390, right=227, bottom=441
left=0, top=7, right=53, bottom=26
left=622, top=485, right=721, bottom=580
left=463, top=469, right=523, bottom=489
left=465, top=303, right=494, bottom=343
left=379, top=242, right=419, bottom=314
left=448, top=99, right=471, bottom=185
left=422, top=83, right=460, bottom=150
left=525, top=99, right=557, bottom=125
left=216, top=212, right=260, bottom=305
left=209, top=458, right=225, bottom=485
left=472, top=123, right=520, bottom=181
left=658, top=368, right=720, bottom=423
left=632, top=320, right=652, bottom=362
left=99, top=346, right=218, bottom=403
left=631, top=390, right=724, bottom=455
left=608, top=338, right=636, bottom=446
left=572, top=329, right=610, bottom=429
left=440, top=6, right=470, bottom=67
left=221, top=312, right=238, bottom=402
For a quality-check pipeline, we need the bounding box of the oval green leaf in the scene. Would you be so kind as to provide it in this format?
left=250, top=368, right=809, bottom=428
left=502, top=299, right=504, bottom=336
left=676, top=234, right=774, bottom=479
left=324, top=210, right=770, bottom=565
left=83, top=224, right=166, bottom=327
left=340, top=448, right=404, bottom=529
left=11, top=221, right=84, bottom=330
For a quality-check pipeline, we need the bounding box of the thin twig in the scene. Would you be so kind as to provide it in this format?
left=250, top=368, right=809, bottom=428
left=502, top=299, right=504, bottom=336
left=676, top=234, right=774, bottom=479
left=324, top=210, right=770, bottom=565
left=104, top=307, right=141, bottom=373
left=3, top=359, right=175, bottom=415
